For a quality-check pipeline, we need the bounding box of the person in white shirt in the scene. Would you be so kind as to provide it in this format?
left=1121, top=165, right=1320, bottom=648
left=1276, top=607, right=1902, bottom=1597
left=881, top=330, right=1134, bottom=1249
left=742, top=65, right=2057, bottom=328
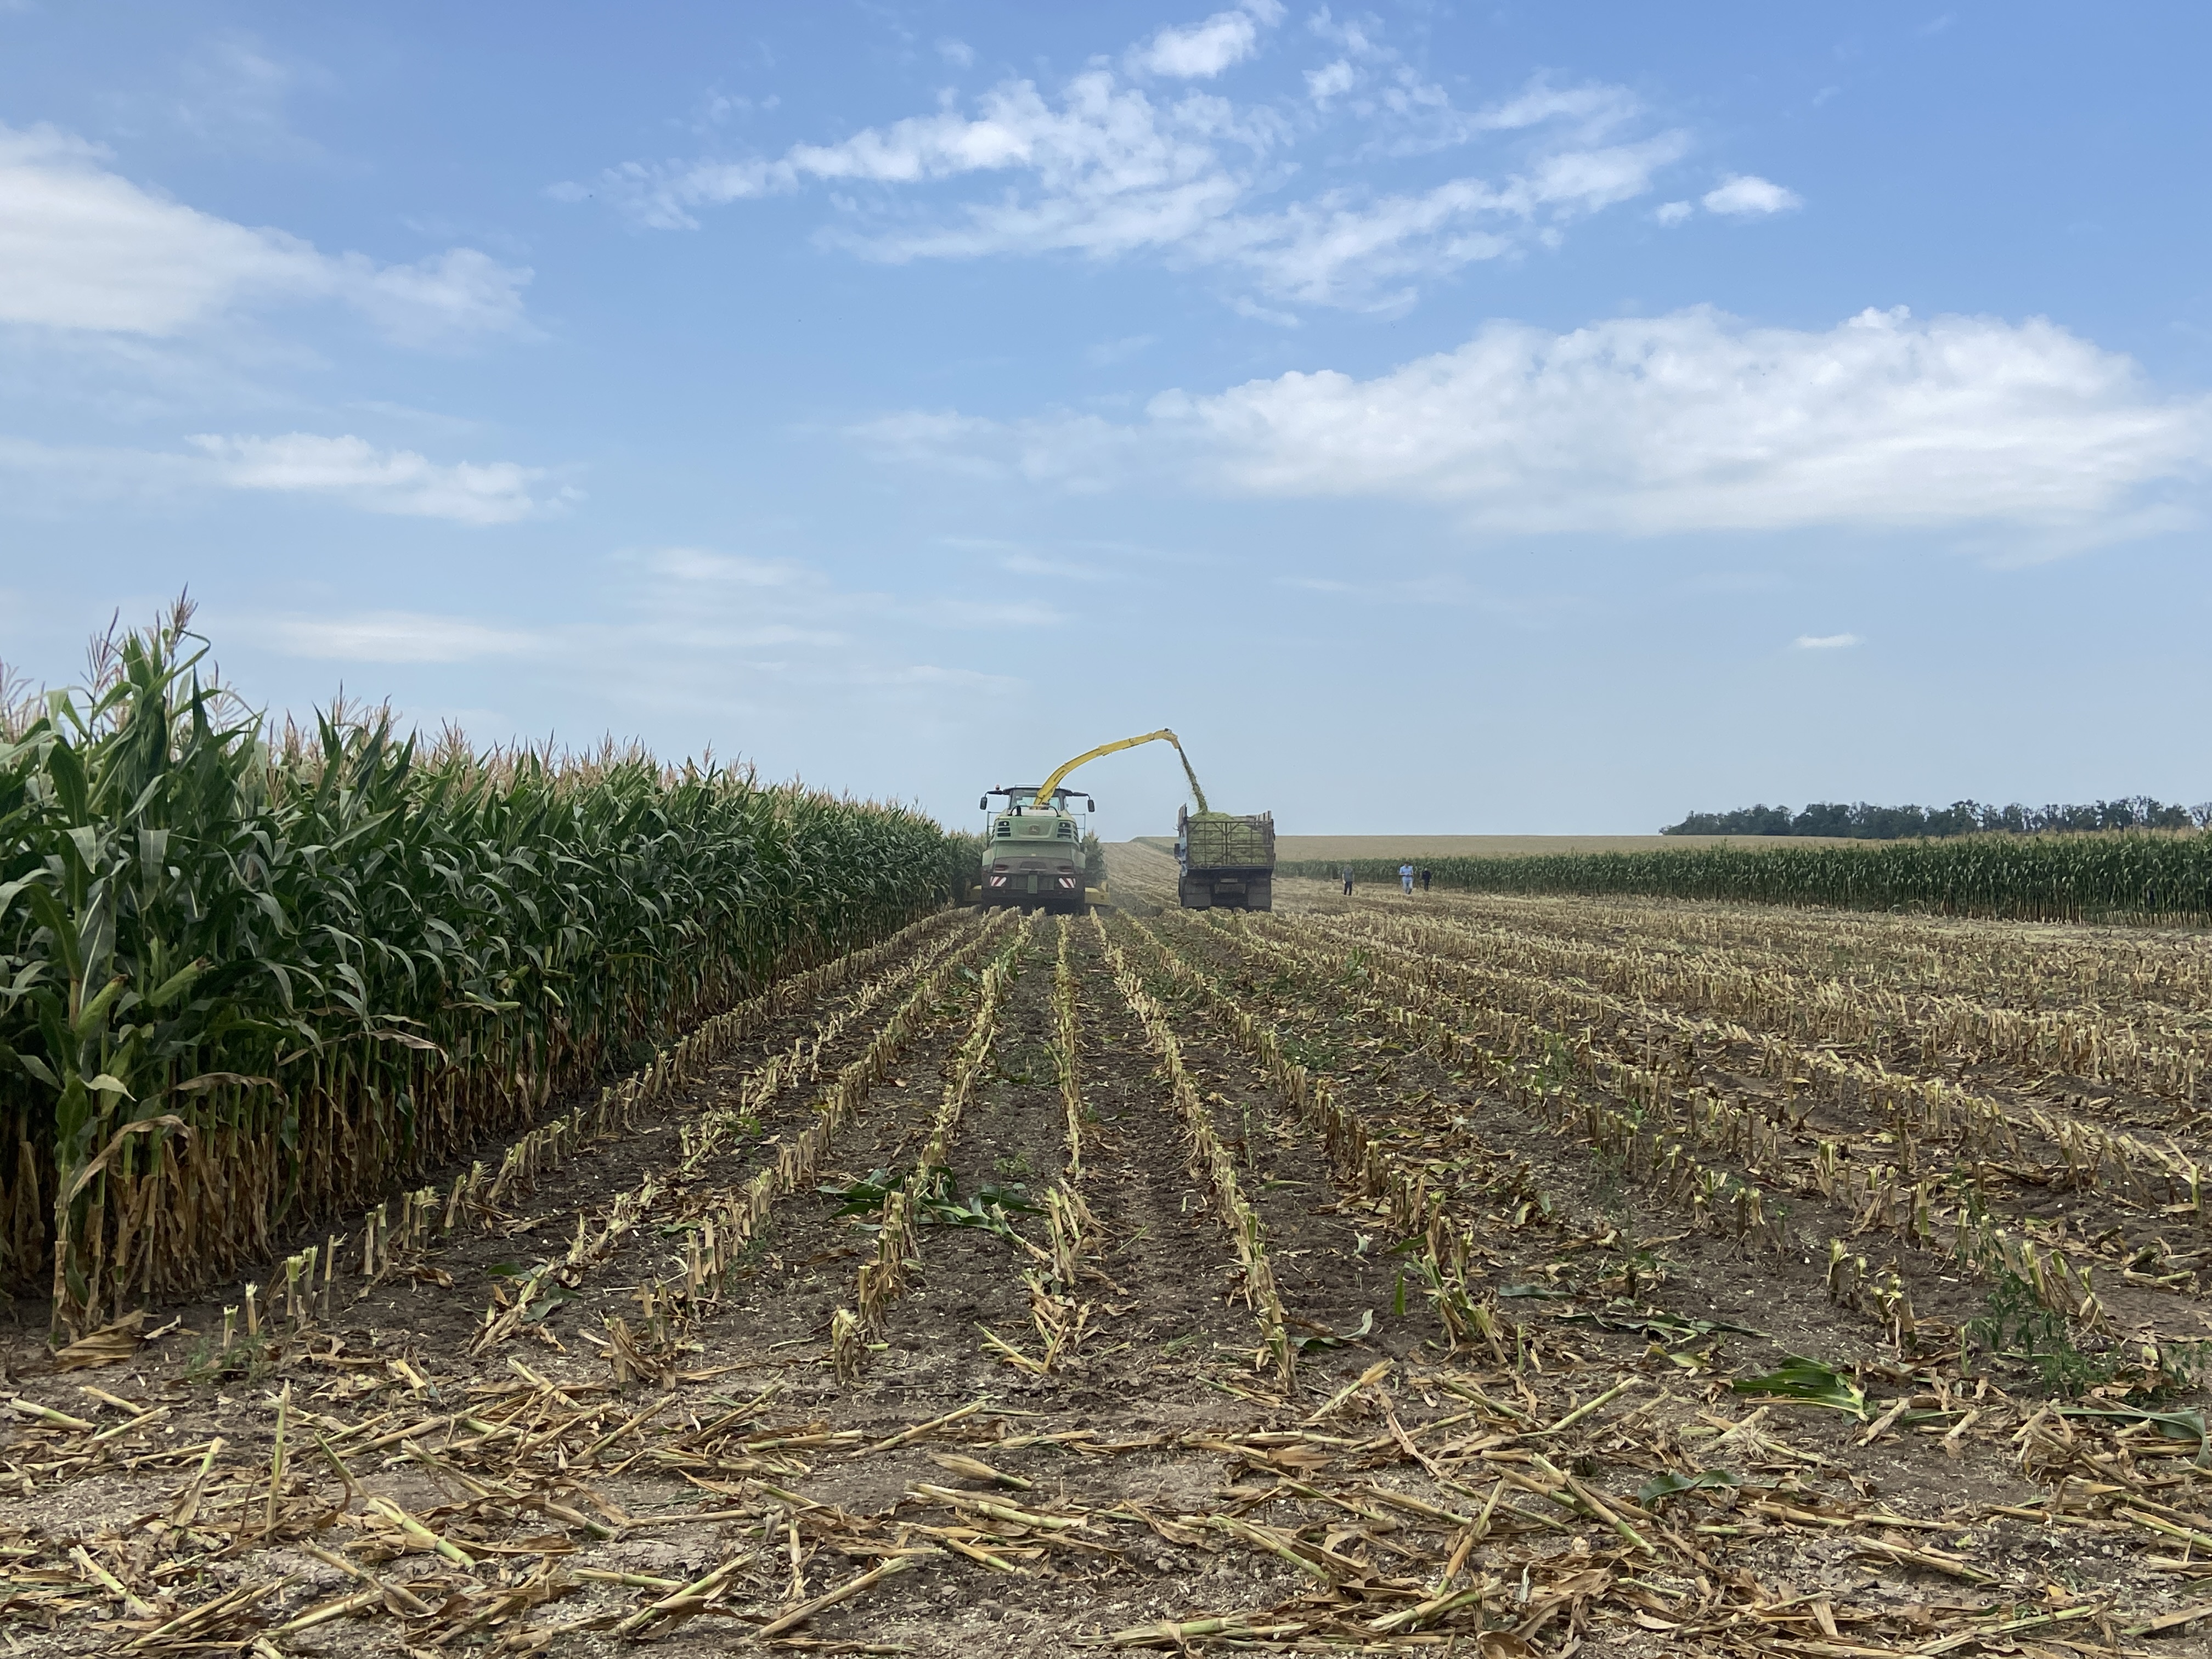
left=1399, top=862, right=1414, bottom=895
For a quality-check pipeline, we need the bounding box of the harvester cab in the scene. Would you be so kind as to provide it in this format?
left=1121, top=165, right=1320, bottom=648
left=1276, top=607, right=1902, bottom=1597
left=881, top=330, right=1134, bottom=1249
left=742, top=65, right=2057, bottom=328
left=974, top=785, right=1095, bottom=914
left=972, top=728, right=1204, bottom=915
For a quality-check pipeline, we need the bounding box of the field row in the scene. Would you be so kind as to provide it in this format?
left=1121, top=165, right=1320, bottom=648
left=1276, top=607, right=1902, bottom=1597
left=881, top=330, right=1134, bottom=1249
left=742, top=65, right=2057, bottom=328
left=3, top=896, right=2211, bottom=1655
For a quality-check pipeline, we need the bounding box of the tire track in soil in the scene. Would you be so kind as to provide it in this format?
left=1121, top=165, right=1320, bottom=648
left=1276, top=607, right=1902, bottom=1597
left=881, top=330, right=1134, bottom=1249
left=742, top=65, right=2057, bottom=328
left=1052, top=917, right=1251, bottom=1408
left=877, top=924, right=1070, bottom=1398
left=790, top=915, right=1328, bottom=1648
left=1104, top=914, right=1417, bottom=1388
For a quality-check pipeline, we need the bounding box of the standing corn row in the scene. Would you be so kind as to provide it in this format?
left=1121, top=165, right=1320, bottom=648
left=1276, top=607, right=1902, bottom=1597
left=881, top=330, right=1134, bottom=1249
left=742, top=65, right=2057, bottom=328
left=0, top=617, right=969, bottom=1333
left=1283, top=833, right=2212, bottom=922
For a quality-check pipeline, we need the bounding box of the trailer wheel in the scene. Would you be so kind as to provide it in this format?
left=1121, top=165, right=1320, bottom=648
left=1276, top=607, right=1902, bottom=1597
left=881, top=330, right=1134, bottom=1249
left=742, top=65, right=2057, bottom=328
left=1177, top=876, right=1212, bottom=910
left=1245, top=877, right=1273, bottom=912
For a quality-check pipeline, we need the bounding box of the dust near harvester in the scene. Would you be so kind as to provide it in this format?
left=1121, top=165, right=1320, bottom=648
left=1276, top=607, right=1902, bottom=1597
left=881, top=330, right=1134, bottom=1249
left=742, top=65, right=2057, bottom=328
left=6, top=874, right=2212, bottom=1654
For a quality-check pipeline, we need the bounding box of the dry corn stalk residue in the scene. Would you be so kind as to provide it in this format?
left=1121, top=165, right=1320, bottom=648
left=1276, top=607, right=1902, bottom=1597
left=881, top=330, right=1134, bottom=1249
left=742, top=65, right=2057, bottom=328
left=6, top=878, right=2212, bottom=1654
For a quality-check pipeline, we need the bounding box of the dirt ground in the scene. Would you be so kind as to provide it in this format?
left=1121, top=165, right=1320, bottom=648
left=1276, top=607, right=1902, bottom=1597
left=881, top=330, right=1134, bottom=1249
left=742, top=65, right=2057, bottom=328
left=5, top=876, right=2212, bottom=1656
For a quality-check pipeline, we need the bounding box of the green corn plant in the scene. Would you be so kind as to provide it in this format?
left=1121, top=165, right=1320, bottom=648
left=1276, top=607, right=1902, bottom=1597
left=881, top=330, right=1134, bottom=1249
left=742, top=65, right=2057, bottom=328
left=1, top=611, right=964, bottom=1334
left=1278, top=831, right=2212, bottom=924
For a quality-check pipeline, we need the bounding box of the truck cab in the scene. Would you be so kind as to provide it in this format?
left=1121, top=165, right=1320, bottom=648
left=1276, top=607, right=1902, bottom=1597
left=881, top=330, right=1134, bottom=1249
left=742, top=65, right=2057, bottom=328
left=977, top=786, right=1094, bottom=914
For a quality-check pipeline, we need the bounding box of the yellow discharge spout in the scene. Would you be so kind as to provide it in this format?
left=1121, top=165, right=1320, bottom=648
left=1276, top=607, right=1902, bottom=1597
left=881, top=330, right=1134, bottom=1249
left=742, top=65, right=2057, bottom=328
left=1035, top=730, right=1209, bottom=813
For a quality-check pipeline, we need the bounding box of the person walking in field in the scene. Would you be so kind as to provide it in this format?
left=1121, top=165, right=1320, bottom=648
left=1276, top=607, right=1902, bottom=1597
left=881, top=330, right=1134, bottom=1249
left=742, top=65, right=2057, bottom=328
left=1400, top=862, right=1415, bottom=895
left=1342, top=864, right=1355, bottom=895
left=1420, top=867, right=1431, bottom=893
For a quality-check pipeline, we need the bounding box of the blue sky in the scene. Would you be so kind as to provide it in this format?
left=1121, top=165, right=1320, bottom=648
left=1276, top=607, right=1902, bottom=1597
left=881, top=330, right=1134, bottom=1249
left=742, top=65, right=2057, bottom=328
left=1, top=2, right=2207, bottom=837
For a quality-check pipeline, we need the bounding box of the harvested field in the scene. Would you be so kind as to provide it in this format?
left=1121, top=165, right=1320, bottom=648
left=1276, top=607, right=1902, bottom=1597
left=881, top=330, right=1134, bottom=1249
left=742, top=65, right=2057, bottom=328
left=1151, top=835, right=1863, bottom=861
left=7, top=881, right=2212, bottom=1656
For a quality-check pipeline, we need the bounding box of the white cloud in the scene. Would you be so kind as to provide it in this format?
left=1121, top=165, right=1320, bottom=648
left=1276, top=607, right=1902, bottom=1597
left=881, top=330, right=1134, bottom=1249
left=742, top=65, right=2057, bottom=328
left=1470, top=81, right=1641, bottom=137
left=257, top=611, right=544, bottom=662
left=858, top=305, right=2212, bottom=539
left=558, top=12, right=1703, bottom=315
left=187, top=433, right=571, bottom=523
left=1655, top=200, right=1692, bottom=225
left=0, top=432, right=566, bottom=525
left=1193, top=131, right=1689, bottom=308
left=1305, top=60, right=1356, bottom=104
left=0, top=122, right=531, bottom=340
left=1131, top=3, right=1281, bottom=79
left=649, top=548, right=819, bottom=589
left=1701, top=174, right=1801, bottom=216
left=343, top=248, right=535, bottom=346
left=1794, top=633, right=1861, bottom=650
left=937, top=38, right=975, bottom=68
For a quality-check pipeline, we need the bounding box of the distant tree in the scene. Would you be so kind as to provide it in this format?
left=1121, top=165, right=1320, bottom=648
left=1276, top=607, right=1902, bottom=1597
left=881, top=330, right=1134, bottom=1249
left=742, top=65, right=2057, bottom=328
left=1661, top=795, right=2207, bottom=838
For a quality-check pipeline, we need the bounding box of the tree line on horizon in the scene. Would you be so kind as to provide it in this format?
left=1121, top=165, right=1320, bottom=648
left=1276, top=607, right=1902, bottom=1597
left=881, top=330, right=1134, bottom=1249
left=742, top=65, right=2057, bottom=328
left=1661, top=797, right=2212, bottom=839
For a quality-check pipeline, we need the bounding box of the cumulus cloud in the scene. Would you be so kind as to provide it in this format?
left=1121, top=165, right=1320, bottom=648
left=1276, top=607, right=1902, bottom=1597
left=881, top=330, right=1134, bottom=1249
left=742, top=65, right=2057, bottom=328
left=1305, top=60, right=1356, bottom=104
left=0, top=122, right=531, bottom=340
left=1702, top=174, right=1801, bottom=216
left=1794, top=633, right=1861, bottom=650
left=188, top=433, right=569, bottom=523
left=1131, top=2, right=1282, bottom=78
left=855, top=306, right=2212, bottom=538
left=557, top=12, right=1718, bottom=314
left=258, top=611, right=544, bottom=662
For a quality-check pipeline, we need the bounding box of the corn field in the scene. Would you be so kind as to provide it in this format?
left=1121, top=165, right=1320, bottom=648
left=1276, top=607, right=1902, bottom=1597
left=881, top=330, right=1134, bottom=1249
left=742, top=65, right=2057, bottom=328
left=13, top=842, right=2212, bottom=1653
left=0, top=617, right=957, bottom=1333
left=1285, top=831, right=2212, bottom=922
